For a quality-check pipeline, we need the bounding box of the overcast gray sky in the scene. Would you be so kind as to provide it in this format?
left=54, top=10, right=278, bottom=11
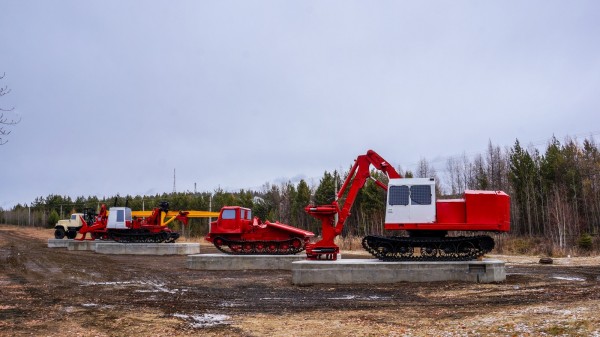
left=1, top=1, right=599, bottom=208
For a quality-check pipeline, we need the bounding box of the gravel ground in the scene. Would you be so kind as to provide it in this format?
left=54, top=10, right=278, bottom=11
left=1, top=224, right=599, bottom=336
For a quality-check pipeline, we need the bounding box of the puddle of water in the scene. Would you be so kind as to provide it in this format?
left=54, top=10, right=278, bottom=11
left=174, top=313, right=231, bottom=328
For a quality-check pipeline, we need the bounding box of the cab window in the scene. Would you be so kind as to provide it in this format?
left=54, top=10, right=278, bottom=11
left=410, top=185, right=432, bottom=205
left=222, top=209, right=236, bottom=219
left=389, top=185, right=409, bottom=206
left=116, top=210, right=124, bottom=222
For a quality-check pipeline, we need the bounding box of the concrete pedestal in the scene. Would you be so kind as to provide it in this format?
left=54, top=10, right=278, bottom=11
left=48, top=239, right=71, bottom=248
left=292, top=258, right=506, bottom=285
left=186, top=253, right=321, bottom=270
left=67, top=240, right=98, bottom=251
left=94, top=243, right=200, bottom=255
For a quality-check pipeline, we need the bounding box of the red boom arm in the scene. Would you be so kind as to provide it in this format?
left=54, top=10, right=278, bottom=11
left=305, top=150, right=401, bottom=260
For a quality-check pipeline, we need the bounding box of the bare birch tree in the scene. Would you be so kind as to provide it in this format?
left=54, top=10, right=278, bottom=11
left=0, top=73, right=20, bottom=145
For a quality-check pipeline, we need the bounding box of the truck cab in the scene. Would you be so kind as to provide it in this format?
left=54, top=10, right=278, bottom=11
left=106, top=207, right=133, bottom=229
left=208, top=206, right=253, bottom=235
left=54, top=213, right=85, bottom=239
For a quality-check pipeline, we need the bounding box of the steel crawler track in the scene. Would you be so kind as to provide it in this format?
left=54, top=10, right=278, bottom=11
left=106, top=229, right=180, bottom=243
left=212, top=236, right=306, bottom=255
left=361, top=235, right=495, bottom=261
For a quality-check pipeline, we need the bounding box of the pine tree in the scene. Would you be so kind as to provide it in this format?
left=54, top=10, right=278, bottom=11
left=314, top=171, right=337, bottom=205
left=294, top=179, right=312, bottom=230
left=508, top=139, right=540, bottom=235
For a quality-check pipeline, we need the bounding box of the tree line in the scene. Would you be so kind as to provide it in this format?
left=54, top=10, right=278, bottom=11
left=441, top=136, right=599, bottom=250
left=1, top=135, right=599, bottom=251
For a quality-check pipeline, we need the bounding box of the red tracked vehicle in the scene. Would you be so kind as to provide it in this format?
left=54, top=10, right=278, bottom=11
left=205, top=206, right=315, bottom=255
left=305, top=150, right=510, bottom=261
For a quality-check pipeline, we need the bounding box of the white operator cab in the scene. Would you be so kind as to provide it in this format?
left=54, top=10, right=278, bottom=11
left=385, top=178, right=436, bottom=224
left=107, top=207, right=133, bottom=229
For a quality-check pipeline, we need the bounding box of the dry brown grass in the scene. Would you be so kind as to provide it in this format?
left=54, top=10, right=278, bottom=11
left=493, top=234, right=600, bottom=257
left=334, top=235, right=364, bottom=251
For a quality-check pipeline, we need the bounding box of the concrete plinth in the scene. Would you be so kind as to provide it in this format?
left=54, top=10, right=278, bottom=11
left=292, top=259, right=506, bottom=285
left=48, top=239, right=71, bottom=248
left=94, top=242, right=200, bottom=255
left=186, top=253, right=321, bottom=270
left=67, top=240, right=98, bottom=251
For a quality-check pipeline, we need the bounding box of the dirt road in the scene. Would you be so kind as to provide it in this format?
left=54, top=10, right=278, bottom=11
left=1, top=225, right=599, bottom=336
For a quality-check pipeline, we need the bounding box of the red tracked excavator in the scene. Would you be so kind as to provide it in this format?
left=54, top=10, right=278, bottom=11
left=305, top=150, right=510, bottom=261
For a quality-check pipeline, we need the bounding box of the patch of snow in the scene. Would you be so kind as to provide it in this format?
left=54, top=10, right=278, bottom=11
left=63, top=306, right=76, bottom=313
left=513, top=322, right=533, bottom=334
left=219, top=301, right=243, bottom=307
left=328, top=295, right=357, bottom=300
left=367, top=295, right=391, bottom=300
left=259, top=297, right=290, bottom=300
left=326, top=294, right=391, bottom=300
left=174, top=313, right=231, bottom=328
left=552, top=276, right=585, bottom=282
left=81, top=279, right=182, bottom=294
left=514, top=306, right=586, bottom=317
left=82, top=303, right=98, bottom=307
left=81, top=281, right=134, bottom=286
left=137, top=281, right=178, bottom=294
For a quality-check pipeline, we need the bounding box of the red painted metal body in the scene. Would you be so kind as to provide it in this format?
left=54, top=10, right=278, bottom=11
left=75, top=204, right=109, bottom=240
left=385, top=190, right=511, bottom=232
left=205, top=206, right=314, bottom=254
left=305, top=150, right=511, bottom=260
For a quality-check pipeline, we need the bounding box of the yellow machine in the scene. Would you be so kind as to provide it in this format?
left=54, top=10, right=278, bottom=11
left=131, top=210, right=220, bottom=227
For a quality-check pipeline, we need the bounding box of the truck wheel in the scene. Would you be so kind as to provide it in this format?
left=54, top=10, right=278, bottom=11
left=66, top=230, right=78, bottom=239
left=54, top=228, right=66, bottom=239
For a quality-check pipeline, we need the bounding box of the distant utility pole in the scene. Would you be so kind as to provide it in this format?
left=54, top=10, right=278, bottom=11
left=172, top=168, right=177, bottom=193
left=209, top=194, right=213, bottom=224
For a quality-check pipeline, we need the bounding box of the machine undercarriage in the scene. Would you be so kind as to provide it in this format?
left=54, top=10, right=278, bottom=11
left=97, top=229, right=180, bottom=243
left=211, top=236, right=307, bottom=255
left=361, top=235, right=495, bottom=261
